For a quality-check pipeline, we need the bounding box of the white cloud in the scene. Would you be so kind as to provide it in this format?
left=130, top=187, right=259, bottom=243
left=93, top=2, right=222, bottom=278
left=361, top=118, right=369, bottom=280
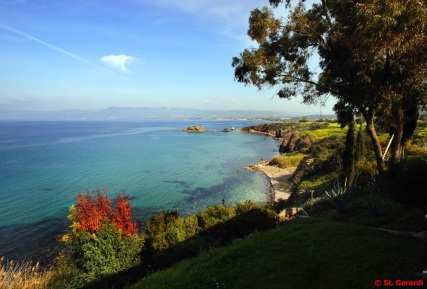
left=100, top=54, right=136, bottom=72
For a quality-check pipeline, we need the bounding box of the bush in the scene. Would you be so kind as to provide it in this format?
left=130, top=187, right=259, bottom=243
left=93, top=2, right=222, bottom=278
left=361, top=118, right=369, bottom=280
left=71, top=193, right=137, bottom=236
left=141, top=203, right=278, bottom=270
left=235, top=201, right=258, bottom=215
left=269, top=153, right=305, bottom=168
left=59, top=193, right=143, bottom=288
left=196, top=205, right=236, bottom=230
left=356, top=159, right=377, bottom=176
left=143, top=212, right=199, bottom=254
left=211, top=207, right=278, bottom=240
left=67, top=223, right=143, bottom=276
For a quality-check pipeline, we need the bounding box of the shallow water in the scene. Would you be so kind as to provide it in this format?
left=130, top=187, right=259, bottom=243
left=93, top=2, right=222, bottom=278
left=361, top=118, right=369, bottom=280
left=0, top=120, right=278, bottom=260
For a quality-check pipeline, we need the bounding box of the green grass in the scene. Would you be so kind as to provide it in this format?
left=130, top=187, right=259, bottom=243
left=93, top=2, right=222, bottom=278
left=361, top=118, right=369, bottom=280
left=297, top=171, right=338, bottom=191
left=269, top=152, right=305, bottom=168
left=303, top=123, right=346, bottom=140
left=129, top=218, right=426, bottom=289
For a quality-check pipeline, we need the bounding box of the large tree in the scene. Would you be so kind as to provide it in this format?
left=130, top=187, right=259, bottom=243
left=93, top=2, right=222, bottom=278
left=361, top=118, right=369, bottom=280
left=233, top=0, right=426, bottom=172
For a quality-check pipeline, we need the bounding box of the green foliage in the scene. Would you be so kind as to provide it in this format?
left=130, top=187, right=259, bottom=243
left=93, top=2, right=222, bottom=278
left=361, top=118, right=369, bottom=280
left=269, top=152, right=305, bottom=168
left=297, top=171, right=338, bottom=192
left=234, top=0, right=426, bottom=171
left=62, top=222, right=143, bottom=288
left=355, top=160, right=377, bottom=177
left=235, top=201, right=259, bottom=215
left=323, top=181, right=353, bottom=213
left=67, top=223, right=143, bottom=276
left=141, top=203, right=277, bottom=270
left=196, top=205, right=236, bottom=230
left=309, top=135, right=344, bottom=160
left=203, top=206, right=278, bottom=243
left=143, top=212, right=199, bottom=254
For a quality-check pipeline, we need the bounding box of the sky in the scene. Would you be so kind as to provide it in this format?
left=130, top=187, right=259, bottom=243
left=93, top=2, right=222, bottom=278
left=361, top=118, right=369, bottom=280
left=0, top=0, right=334, bottom=114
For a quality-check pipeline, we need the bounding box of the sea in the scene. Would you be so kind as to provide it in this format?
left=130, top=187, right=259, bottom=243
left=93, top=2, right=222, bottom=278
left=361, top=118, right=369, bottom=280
left=0, top=120, right=278, bottom=261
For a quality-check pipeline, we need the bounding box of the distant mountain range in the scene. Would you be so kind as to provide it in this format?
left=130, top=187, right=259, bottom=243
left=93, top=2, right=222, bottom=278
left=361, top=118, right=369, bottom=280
left=0, top=107, right=335, bottom=121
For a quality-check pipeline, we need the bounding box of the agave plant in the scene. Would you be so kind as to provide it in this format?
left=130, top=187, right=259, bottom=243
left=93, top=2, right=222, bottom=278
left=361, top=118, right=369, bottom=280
left=323, top=179, right=353, bottom=212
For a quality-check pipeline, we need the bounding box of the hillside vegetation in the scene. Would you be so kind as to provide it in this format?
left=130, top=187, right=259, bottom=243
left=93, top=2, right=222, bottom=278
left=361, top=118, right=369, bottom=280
left=131, top=218, right=427, bottom=289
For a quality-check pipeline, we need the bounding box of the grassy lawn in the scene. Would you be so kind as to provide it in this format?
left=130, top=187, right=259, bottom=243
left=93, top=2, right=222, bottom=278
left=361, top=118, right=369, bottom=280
left=130, top=218, right=426, bottom=289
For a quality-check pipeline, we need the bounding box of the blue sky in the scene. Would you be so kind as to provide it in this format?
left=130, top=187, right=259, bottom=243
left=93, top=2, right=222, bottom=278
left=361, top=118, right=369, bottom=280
left=0, top=0, right=333, bottom=114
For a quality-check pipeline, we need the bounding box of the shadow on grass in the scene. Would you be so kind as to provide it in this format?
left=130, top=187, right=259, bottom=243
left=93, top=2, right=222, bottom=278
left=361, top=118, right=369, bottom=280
left=82, top=208, right=277, bottom=289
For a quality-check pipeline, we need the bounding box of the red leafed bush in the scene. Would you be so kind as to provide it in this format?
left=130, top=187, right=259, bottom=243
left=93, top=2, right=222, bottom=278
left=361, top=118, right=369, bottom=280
left=73, top=193, right=137, bottom=235
left=112, top=196, right=137, bottom=236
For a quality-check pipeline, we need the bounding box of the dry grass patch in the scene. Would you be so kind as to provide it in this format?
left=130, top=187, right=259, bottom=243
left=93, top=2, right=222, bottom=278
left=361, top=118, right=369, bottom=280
left=0, top=257, right=54, bottom=289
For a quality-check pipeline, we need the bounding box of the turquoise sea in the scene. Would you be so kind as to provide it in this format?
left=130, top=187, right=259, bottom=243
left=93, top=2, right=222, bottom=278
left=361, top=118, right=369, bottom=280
left=0, top=120, right=278, bottom=261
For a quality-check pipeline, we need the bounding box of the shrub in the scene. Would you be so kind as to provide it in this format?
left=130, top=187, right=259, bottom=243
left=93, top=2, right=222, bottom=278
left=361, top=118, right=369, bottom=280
left=66, top=223, right=143, bottom=277
left=59, top=193, right=143, bottom=288
left=356, top=159, right=377, bottom=176
left=141, top=203, right=278, bottom=270
left=323, top=181, right=353, bottom=213
left=143, top=212, right=199, bottom=254
left=235, top=201, right=258, bottom=215
left=269, top=153, right=305, bottom=168
left=211, top=207, right=278, bottom=240
left=70, top=193, right=137, bottom=236
left=111, top=196, right=138, bottom=236
left=196, top=205, right=236, bottom=230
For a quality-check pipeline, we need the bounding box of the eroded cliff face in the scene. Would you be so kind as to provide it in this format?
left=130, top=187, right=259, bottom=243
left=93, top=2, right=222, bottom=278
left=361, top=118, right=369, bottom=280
left=279, top=131, right=312, bottom=153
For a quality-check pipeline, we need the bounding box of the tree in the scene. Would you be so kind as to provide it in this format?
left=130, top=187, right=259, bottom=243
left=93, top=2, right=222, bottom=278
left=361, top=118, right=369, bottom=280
left=233, top=0, right=426, bottom=172
left=342, top=120, right=356, bottom=185
left=355, top=123, right=366, bottom=164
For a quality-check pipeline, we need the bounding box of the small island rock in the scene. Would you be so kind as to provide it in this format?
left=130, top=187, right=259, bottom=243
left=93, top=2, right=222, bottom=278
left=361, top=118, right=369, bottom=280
left=222, top=127, right=236, bottom=132
left=184, top=125, right=205, bottom=133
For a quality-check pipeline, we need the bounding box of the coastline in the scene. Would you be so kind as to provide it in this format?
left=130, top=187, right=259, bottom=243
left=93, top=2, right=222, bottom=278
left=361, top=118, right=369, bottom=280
left=247, top=161, right=296, bottom=203
left=243, top=125, right=296, bottom=203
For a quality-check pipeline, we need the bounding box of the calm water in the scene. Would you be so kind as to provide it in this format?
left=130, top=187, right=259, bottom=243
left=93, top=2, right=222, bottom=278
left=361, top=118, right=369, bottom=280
left=0, top=120, right=277, bottom=261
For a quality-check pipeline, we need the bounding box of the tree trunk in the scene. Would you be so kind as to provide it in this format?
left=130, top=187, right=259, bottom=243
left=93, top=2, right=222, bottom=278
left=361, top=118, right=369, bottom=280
left=364, top=114, right=385, bottom=173
left=390, top=104, right=405, bottom=165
